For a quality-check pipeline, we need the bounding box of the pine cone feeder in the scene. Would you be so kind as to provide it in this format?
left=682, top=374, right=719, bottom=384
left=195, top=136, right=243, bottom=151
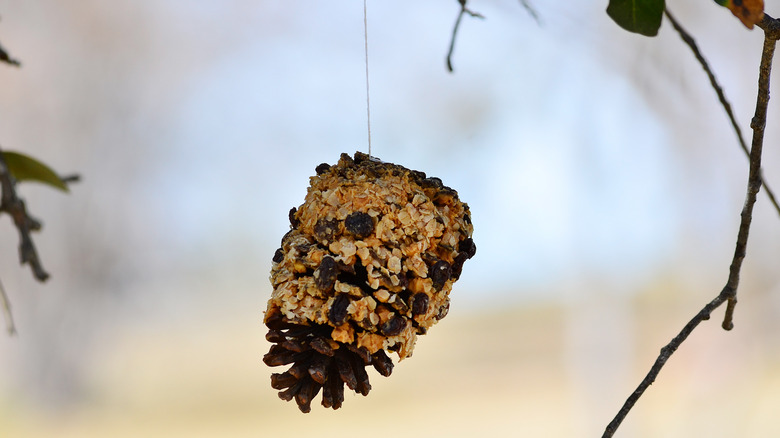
left=264, top=152, right=476, bottom=412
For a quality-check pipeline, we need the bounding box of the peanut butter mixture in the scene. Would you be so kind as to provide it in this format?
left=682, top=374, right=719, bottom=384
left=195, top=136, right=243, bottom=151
left=263, top=152, right=475, bottom=412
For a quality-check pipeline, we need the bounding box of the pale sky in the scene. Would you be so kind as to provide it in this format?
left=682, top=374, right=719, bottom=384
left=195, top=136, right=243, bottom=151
left=1, top=0, right=779, bottom=410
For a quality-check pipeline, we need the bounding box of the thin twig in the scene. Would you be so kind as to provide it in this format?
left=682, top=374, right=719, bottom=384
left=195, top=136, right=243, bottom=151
left=446, top=0, right=484, bottom=73
left=602, top=293, right=728, bottom=437
left=0, top=41, right=20, bottom=67
left=665, top=9, right=780, bottom=218
left=0, top=147, right=49, bottom=282
left=722, top=33, right=775, bottom=329
left=603, top=25, right=778, bottom=438
left=519, top=0, right=542, bottom=25
left=60, top=174, right=81, bottom=184
left=0, top=280, right=17, bottom=335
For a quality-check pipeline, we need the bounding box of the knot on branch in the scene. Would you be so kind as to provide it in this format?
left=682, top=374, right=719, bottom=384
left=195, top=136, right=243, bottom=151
left=758, top=14, right=780, bottom=40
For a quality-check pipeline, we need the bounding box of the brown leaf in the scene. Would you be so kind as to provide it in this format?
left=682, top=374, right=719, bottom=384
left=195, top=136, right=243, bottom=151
left=728, top=0, right=764, bottom=29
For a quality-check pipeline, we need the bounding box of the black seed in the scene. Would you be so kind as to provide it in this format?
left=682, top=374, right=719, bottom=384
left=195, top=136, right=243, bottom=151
left=396, top=272, right=409, bottom=290
left=430, top=260, right=452, bottom=290
left=436, top=300, right=450, bottom=320
left=315, top=163, right=331, bottom=175
left=363, top=165, right=380, bottom=179
left=289, top=207, right=300, bottom=228
left=380, top=315, right=406, bottom=336
left=433, top=187, right=458, bottom=205
left=391, top=291, right=410, bottom=314
left=344, top=212, right=374, bottom=239
left=337, top=263, right=372, bottom=294
left=315, top=256, right=339, bottom=292
left=410, top=170, right=427, bottom=181
left=421, top=176, right=443, bottom=189
left=280, top=229, right=295, bottom=246
left=458, top=237, right=477, bottom=259
left=272, top=248, right=284, bottom=263
left=314, top=218, right=339, bottom=243
left=451, top=252, right=468, bottom=280
left=337, top=260, right=355, bottom=275
left=339, top=153, right=354, bottom=167
left=329, top=294, right=350, bottom=325
left=411, top=293, right=429, bottom=315
left=463, top=213, right=472, bottom=225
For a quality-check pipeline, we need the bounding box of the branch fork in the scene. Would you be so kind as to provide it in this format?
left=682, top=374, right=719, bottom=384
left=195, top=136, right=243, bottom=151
left=603, top=12, right=780, bottom=437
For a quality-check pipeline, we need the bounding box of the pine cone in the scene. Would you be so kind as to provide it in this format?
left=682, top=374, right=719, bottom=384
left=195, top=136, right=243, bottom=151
left=264, top=152, right=475, bottom=412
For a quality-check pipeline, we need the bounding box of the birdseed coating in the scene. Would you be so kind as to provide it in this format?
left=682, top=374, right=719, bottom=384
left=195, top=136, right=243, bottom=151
left=263, top=151, right=475, bottom=412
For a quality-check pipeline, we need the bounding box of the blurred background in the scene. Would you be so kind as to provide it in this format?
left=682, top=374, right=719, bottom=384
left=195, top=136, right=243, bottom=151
left=1, top=0, right=780, bottom=436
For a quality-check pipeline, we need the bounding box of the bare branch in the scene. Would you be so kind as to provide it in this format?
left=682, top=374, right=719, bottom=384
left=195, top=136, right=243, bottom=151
left=445, top=0, right=541, bottom=72
left=0, top=147, right=49, bottom=282
left=722, top=33, right=776, bottom=329
left=603, top=21, right=778, bottom=438
left=603, top=293, right=727, bottom=437
left=519, top=0, right=541, bottom=25
left=0, top=279, right=16, bottom=336
left=446, top=0, right=484, bottom=73
left=757, top=13, right=780, bottom=39
left=665, top=9, right=780, bottom=218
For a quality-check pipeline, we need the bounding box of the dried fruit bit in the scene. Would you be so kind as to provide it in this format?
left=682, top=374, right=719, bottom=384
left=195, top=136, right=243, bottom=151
left=328, top=294, right=350, bottom=325
left=313, top=218, right=339, bottom=243
left=344, top=211, right=374, bottom=239
left=264, top=151, right=475, bottom=412
left=411, top=292, right=429, bottom=315
left=458, top=237, right=477, bottom=259
left=314, top=256, right=338, bottom=292
left=380, top=315, right=406, bottom=336
left=289, top=207, right=300, bottom=228
left=430, top=260, right=452, bottom=290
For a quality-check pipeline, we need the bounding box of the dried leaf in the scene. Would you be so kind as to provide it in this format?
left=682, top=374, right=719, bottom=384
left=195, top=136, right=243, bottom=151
left=714, top=0, right=765, bottom=29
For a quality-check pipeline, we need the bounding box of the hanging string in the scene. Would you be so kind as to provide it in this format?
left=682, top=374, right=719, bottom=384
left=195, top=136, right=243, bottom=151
left=363, top=0, right=372, bottom=157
